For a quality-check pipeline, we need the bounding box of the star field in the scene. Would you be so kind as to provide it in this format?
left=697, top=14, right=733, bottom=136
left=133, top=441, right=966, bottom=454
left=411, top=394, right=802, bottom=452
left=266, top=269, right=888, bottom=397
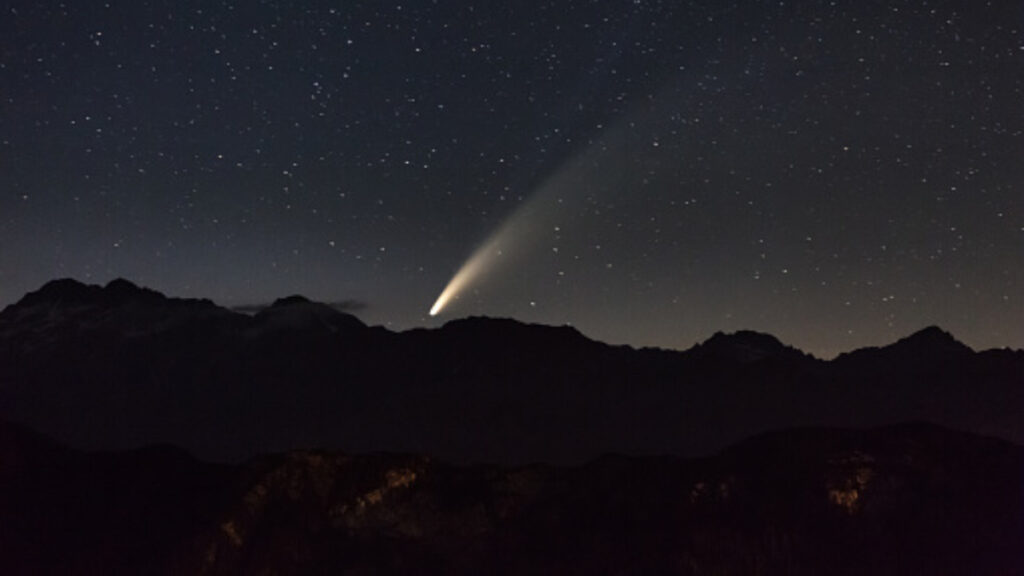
left=2, top=0, right=1022, bottom=357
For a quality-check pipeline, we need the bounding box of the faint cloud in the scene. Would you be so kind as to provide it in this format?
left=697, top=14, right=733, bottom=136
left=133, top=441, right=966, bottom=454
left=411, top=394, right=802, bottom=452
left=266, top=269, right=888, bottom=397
left=325, top=299, right=367, bottom=312
left=231, top=299, right=368, bottom=315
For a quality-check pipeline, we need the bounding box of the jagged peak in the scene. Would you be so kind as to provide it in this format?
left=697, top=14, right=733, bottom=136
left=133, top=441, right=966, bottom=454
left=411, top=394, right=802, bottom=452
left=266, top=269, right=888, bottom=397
left=105, top=277, right=141, bottom=291
left=103, top=278, right=164, bottom=303
left=3, top=279, right=228, bottom=326
left=15, top=278, right=169, bottom=309
left=11, top=276, right=102, bottom=309
left=269, top=295, right=312, bottom=308
left=692, top=330, right=798, bottom=363
left=900, top=325, right=959, bottom=345
left=833, top=325, right=974, bottom=364
left=702, top=330, right=786, bottom=351
left=16, top=278, right=101, bottom=307
left=39, top=277, right=89, bottom=292
left=253, top=296, right=366, bottom=332
left=890, top=325, right=972, bottom=353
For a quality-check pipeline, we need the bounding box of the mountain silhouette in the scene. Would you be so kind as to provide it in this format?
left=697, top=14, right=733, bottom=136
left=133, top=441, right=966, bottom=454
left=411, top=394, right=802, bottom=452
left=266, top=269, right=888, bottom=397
left=1, top=278, right=1021, bottom=463
left=834, top=325, right=974, bottom=365
left=251, top=295, right=368, bottom=335
left=687, top=329, right=807, bottom=364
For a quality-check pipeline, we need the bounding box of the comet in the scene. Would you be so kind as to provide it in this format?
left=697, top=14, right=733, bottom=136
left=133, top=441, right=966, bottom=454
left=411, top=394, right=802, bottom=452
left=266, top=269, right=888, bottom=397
left=428, top=93, right=667, bottom=317
left=428, top=237, right=495, bottom=316
left=428, top=238, right=498, bottom=316
left=427, top=148, right=602, bottom=316
left=428, top=205, right=533, bottom=316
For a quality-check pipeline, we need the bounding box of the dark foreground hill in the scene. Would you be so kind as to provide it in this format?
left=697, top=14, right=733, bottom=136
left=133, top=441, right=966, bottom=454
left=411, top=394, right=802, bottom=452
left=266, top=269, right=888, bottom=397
left=0, top=278, right=1022, bottom=463
left=2, top=420, right=1022, bottom=575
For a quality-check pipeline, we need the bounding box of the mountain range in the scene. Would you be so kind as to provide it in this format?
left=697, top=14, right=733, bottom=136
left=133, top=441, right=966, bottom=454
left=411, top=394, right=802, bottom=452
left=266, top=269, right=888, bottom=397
left=2, top=278, right=1023, bottom=573
left=1, top=278, right=1022, bottom=463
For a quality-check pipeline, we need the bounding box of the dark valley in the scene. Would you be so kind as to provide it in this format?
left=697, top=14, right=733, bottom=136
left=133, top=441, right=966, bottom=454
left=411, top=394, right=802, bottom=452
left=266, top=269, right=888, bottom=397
left=2, top=420, right=1022, bottom=575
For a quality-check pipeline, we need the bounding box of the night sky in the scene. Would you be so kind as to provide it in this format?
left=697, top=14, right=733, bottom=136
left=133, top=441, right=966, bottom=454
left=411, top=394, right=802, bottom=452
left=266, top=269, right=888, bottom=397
left=2, top=0, right=1022, bottom=358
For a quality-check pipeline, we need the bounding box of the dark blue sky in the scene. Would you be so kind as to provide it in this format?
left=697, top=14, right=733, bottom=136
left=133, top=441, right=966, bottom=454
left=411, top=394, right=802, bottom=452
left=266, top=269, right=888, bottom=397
left=2, top=0, right=1022, bottom=357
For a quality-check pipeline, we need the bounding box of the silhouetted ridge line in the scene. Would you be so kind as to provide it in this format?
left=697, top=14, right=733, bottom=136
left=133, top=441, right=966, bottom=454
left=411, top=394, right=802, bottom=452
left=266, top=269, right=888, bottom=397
left=102, top=277, right=164, bottom=303
left=691, top=330, right=808, bottom=363
left=269, top=295, right=312, bottom=307
left=439, top=316, right=592, bottom=344
left=11, top=277, right=218, bottom=312
left=252, top=295, right=367, bottom=334
left=15, top=278, right=101, bottom=307
left=1, top=278, right=1021, bottom=465
left=894, top=325, right=972, bottom=352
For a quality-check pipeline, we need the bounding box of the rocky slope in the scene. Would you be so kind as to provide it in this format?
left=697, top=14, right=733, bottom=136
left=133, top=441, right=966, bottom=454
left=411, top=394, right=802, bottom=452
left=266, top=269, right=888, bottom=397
left=2, top=421, right=1021, bottom=575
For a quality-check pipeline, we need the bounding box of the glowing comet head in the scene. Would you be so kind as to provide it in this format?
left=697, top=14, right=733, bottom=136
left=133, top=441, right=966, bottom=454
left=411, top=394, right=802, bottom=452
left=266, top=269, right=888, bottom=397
left=428, top=300, right=444, bottom=316
left=428, top=243, right=495, bottom=316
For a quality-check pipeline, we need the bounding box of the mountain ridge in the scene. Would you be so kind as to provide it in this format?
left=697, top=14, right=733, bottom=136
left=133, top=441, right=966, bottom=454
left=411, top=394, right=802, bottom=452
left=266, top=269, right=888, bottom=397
left=0, top=278, right=1021, bottom=464
left=2, top=277, right=1007, bottom=357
